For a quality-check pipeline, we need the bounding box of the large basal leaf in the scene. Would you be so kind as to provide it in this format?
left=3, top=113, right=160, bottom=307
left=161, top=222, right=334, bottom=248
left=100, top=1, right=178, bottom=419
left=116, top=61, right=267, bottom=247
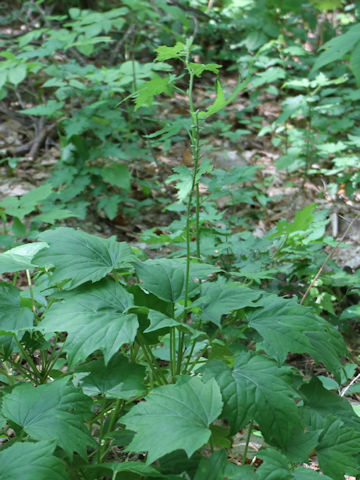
left=0, top=441, right=68, bottom=480
left=1, top=377, right=95, bottom=458
left=300, top=378, right=360, bottom=479
left=193, top=450, right=255, bottom=480
left=256, top=448, right=293, bottom=480
left=39, top=279, right=138, bottom=366
left=121, top=376, right=223, bottom=464
left=76, top=353, right=146, bottom=400
left=316, top=417, right=360, bottom=479
left=193, top=279, right=261, bottom=326
left=134, top=259, right=197, bottom=303
left=33, top=227, right=135, bottom=289
left=0, top=242, right=47, bottom=274
left=0, top=283, right=33, bottom=357
left=202, top=352, right=301, bottom=446
left=292, top=467, right=333, bottom=480
left=88, top=461, right=162, bottom=478
left=248, top=296, right=347, bottom=376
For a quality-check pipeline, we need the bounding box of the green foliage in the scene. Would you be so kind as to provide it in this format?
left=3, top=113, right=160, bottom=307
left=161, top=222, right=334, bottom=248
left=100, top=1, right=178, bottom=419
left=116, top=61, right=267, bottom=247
left=1, top=2, right=360, bottom=479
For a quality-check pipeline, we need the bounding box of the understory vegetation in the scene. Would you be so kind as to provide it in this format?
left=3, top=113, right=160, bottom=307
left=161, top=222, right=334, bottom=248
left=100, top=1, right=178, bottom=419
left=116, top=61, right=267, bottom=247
left=0, top=0, right=360, bottom=479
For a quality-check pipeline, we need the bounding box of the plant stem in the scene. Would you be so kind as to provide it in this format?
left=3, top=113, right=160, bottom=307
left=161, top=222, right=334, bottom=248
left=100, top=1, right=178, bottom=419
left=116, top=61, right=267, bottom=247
left=242, top=420, right=254, bottom=465
left=136, top=332, right=167, bottom=385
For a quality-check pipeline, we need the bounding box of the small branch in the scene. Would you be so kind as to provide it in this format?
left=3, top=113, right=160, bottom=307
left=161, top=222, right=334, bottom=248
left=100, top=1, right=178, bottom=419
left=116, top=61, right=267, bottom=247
left=340, top=372, right=360, bottom=397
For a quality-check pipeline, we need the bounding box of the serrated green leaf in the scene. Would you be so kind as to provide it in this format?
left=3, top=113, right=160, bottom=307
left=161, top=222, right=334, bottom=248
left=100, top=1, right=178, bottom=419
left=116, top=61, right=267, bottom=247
left=193, top=450, right=228, bottom=480
left=122, top=376, right=223, bottom=464
left=202, top=353, right=301, bottom=446
left=273, top=204, right=316, bottom=237
left=312, top=24, right=360, bottom=73
left=2, top=377, right=94, bottom=458
left=0, top=283, right=33, bottom=357
left=301, top=378, right=360, bottom=431
left=33, top=209, right=77, bottom=224
left=77, top=353, right=145, bottom=400
left=248, top=297, right=347, bottom=374
left=33, top=227, right=135, bottom=290
left=134, top=258, right=197, bottom=303
left=88, top=461, right=162, bottom=478
left=155, top=42, right=185, bottom=61
left=0, top=242, right=47, bottom=273
left=40, top=278, right=138, bottom=366
left=166, top=165, right=193, bottom=202
left=100, top=164, right=131, bottom=191
left=189, top=63, right=222, bottom=77
left=135, top=74, right=171, bottom=110
left=19, top=99, right=64, bottom=117
left=144, top=310, right=179, bottom=333
left=0, top=441, right=68, bottom=480
left=193, top=280, right=260, bottom=326
left=8, top=64, right=27, bottom=86
left=0, top=184, right=53, bottom=218
left=256, top=448, right=292, bottom=480
left=292, top=466, right=333, bottom=480
left=316, top=417, right=360, bottom=479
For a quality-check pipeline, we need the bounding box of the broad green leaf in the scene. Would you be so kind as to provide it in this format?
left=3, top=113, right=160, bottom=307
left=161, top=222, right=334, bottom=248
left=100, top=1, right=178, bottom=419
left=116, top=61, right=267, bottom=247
left=189, top=63, right=222, bottom=77
left=251, top=67, right=286, bottom=88
left=40, top=279, right=138, bottom=366
left=193, top=450, right=228, bottom=480
left=311, top=0, right=344, bottom=9
left=134, top=258, right=197, bottom=303
left=19, top=99, right=64, bottom=117
left=202, top=353, right=301, bottom=446
left=166, top=165, right=193, bottom=201
left=350, top=40, right=360, bottom=86
left=292, top=467, right=333, bottom=480
left=0, top=283, right=33, bottom=357
left=33, top=209, right=77, bottom=224
left=0, top=184, right=53, bottom=218
left=199, top=78, right=226, bottom=119
left=0, top=441, right=68, bottom=480
left=272, top=204, right=316, bottom=236
left=77, top=353, right=145, bottom=400
left=193, top=280, right=260, bottom=326
left=2, top=377, right=94, bottom=458
left=144, top=310, right=179, bottom=333
left=33, top=227, right=134, bottom=289
left=256, top=448, right=292, bottom=480
left=248, top=297, right=347, bottom=375
left=122, top=376, right=223, bottom=463
left=312, top=24, right=360, bottom=73
left=8, top=63, right=27, bottom=85
left=0, top=242, right=47, bottom=273
left=301, top=378, right=360, bottom=431
left=100, top=164, right=131, bottom=191
left=135, top=74, right=171, bottom=110
left=155, top=41, right=185, bottom=61
left=316, top=417, right=360, bottom=479
left=276, top=95, right=305, bottom=124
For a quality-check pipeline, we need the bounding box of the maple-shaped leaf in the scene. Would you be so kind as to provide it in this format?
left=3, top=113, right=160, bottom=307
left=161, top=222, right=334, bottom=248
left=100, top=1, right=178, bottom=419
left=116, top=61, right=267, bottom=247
left=135, top=74, right=172, bottom=110
left=33, top=227, right=135, bottom=289
left=121, top=376, right=223, bottom=464
left=155, top=41, right=185, bottom=61
left=316, top=417, right=360, bottom=479
left=248, top=296, right=347, bottom=376
left=39, top=279, right=138, bottom=366
left=256, top=448, right=292, bottom=480
left=193, top=279, right=260, bottom=326
left=1, top=377, right=95, bottom=458
left=0, top=441, right=67, bottom=480
left=202, top=352, right=301, bottom=447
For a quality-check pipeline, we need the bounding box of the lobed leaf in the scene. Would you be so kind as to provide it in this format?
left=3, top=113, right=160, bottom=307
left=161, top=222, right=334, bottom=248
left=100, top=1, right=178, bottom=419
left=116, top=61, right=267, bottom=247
left=122, top=376, right=223, bottom=464
left=39, top=278, right=138, bottom=366
left=33, top=227, right=135, bottom=289
left=2, top=377, right=95, bottom=458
